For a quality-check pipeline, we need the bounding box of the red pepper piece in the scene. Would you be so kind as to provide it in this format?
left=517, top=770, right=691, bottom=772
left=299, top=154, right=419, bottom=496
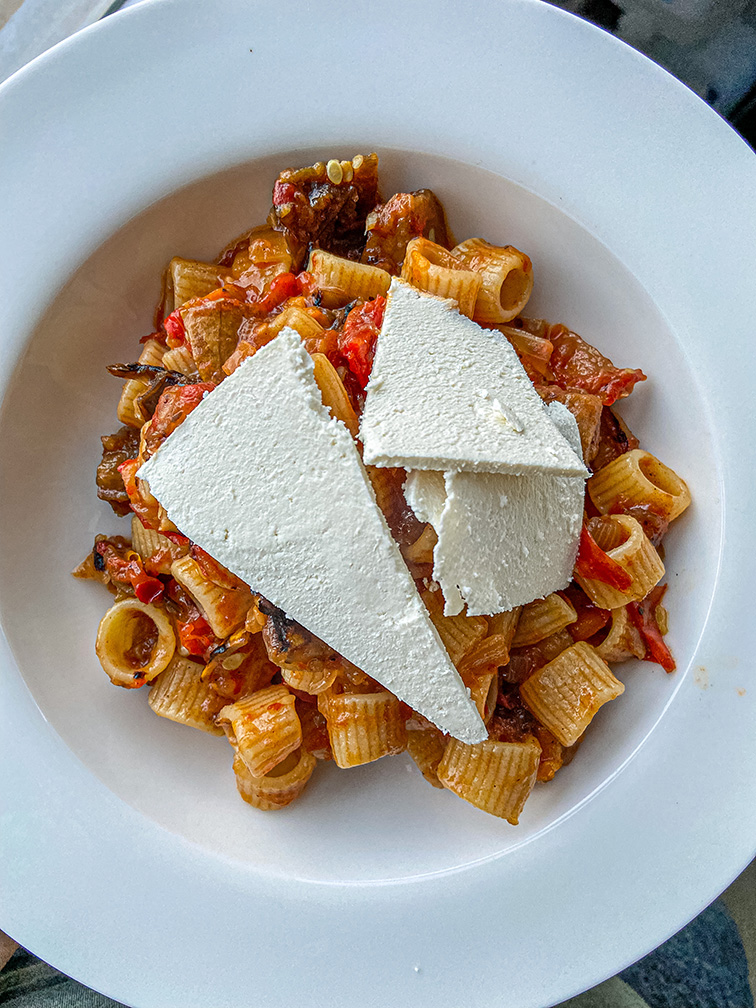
left=258, top=272, right=302, bottom=313
left=163, top=309, right=186, bottom=345
left=134, top=577, right=165, bottom=604
left=628, top=585, right=676, bottom=672
left=574, top=524, right=633, bottom=591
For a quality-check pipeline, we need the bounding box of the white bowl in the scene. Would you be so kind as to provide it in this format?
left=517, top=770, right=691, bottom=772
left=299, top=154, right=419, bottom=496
left=1, top=1, right=754, bottom=1006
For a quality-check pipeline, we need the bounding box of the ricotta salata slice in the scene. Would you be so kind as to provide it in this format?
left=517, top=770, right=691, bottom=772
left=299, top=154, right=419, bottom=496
left=360, top=279, right=586, bottom=477
left=406, top=402, right=587, bottom=616
left=137, top=327, right=486, bottom=744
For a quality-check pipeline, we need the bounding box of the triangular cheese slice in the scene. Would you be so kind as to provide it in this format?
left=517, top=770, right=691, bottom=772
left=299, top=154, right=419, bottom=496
left=360, top=279, right=586, bottom=477
left=138, top=327, right=486, bottom=743
left=406, top=402, right=586, bottom=616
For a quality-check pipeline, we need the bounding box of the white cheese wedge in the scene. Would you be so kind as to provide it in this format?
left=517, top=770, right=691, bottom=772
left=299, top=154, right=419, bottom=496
left=360, top=279, right=586, bottom=477
left=138, top=327, right=486, bottom=744
left=406, top=402, right=586, bottom=616
left=404, top=468, right=446, bottom=527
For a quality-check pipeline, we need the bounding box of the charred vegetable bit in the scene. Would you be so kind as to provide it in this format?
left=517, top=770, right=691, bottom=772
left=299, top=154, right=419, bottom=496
left=259, top=598, right=362, bottom=680
left=361, top=189, right=451, bottom=274
left=268, top=154, right=381, bottom=270
left=96, top=426, right=141, bottom=515
left=106, top=363, right=190, bottom=384
left=107, top=363, right=196, bottom=423
left=489, top=684, right=536, bottom=741
left=591, top=407, right=640, bottom=473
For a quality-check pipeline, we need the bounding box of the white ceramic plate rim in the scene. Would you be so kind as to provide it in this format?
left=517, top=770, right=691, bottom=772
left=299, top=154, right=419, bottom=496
left=1, top=2, right=755, bottom=1006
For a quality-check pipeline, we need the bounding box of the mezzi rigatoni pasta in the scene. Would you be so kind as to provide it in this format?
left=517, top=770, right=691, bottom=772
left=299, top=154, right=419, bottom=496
left=74, top=153, right=688, bottom=820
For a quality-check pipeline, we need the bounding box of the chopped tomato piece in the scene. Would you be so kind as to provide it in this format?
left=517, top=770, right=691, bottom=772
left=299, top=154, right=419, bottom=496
left=273, top=181, right=298, bottom=206
left=547, top=325, right=646, bottom=405
left=117, top=457, right=161, bottom=529
left=143, top=382, right=215, bottom=458
left=94, top=539, right=165, bottom=603
left=628, top=585, right=676, bottom=672
left=162, top=530, right=191, bottom=547
left=163, top=309, right=186, bottom=346
left=258, top=272, right=303, bottom=313
left=134, top=577, right=165, bottom=604
left=574, top=524, right=633, bottom=591
left=176, top=616, right=216, bottom=659
left=166, top=580, right=218, bottom=659
left=337, top=296, right=386, bottom=388
left=296, top=271, right=317, bottom=297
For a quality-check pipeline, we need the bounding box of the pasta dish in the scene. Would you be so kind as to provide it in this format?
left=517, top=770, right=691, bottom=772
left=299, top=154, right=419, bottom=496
left=74, top=153, right=690, bottom=822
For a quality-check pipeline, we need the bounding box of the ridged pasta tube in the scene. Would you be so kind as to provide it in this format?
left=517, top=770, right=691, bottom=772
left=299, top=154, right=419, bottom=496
left=451, top=238, right=534, bottom=324
left=233, top=749, right=316, bottom=810
left=406, top=727, right=447, bottom=788
left=421, top=588, right=488, bottom=666
left=588, top=449, right=691, bottom=522
left=167, top=257, right=233, bottom=312
left=148, top=656, right=225, bottom=734
left=219, top=684, right=301, bottom=778
left=267, top=304, right=326, bottom=345
left=575, top=515, right=665, bottom=609
left=318, top=690, right=407, bottom=768
left=171, top=555, right=253, bottom=638
left=466, top=670, right=498, bottom=723
left=161, top=345, right=200, bottom=379
left=131, top=515, right=188, bottom=574
left=458, top=630, right=518, bottom=678
left=181, top=298, right=246, bottom=383
left=457, top=607, right=523, bottom=676
left=311, top=353, right=360, bottom=437
left=280, top=662, right=338, bottom=696
left=400, top=237, right=481, bottom=319
left=520, top=641, right=624, bottom=747
left=307, top=249, right=390, bottom=303
left=512, top=593, right=577, bottom=648
left=437, top=736, right=542, bottom=824
left=95, top=598, right=176, bottom=688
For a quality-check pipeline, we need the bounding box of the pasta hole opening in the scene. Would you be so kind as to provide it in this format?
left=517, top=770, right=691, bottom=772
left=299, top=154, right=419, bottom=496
left=638, top=453, right=684, bottom=498
left=124, top=612, right=160, bottom=669
left=499, top=262, right=533, bottom=314
left=266, top=750, right=301, bottom=778
left=588, top=515, right=633, bottom=553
